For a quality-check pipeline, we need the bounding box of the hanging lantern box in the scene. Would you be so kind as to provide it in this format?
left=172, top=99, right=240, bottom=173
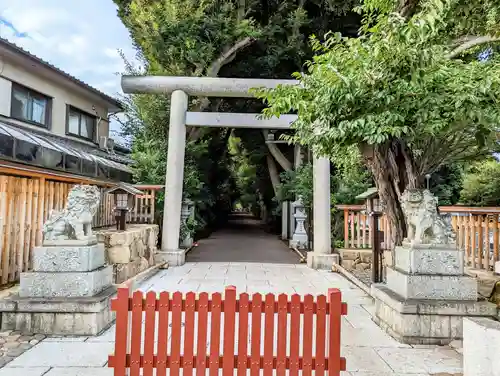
left=356, top=187, right=382, bottom=214
left=105, top=183, right=144, bottom=231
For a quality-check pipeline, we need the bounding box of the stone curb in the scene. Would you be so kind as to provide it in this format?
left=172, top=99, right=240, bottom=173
left=114, top=261, right=167, bottom=290
left=332, top=262, right=372, bottom=295
left=183, top=245, right=195, bottom=255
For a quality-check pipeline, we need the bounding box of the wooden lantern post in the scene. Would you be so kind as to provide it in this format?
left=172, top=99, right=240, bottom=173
left=356, top=187, right=383, bottom=283
left=105, top=183, right=144, bottom=231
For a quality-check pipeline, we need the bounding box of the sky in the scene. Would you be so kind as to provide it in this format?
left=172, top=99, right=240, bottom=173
left=0, top=0, right=136, bottom=140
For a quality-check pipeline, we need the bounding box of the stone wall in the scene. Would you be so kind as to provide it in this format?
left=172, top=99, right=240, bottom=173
left=339, top=249, right=393, bottom=272
left=96, top=224, right=159, bottom=284
left=339, top=249, right=372, bottom=271
left=338, top=249, right=392, bottom=275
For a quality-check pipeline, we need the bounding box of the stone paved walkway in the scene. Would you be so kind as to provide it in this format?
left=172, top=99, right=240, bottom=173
left=0, top=261, right=463, bottom=376
left=187, top=214, right=300, bottom=264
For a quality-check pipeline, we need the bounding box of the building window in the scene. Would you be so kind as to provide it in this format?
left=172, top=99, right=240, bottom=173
left=11, top=84, right=51, bottom=127
left=67, top=106, right=96, bottom=141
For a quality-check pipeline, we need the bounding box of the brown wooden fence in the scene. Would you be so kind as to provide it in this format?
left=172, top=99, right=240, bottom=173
left=338, top=206, right=392, bottom=251
left=109, top=286, right=347, bottom=376
left=338, top=204, right=500, bottom=271
left=0, top=175, right=162, bottom=286
left=92, top=184, right=160, bottom=228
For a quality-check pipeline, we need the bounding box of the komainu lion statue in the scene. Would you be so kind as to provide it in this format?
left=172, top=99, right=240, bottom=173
left=400, top=189, right=456, bottom=245
left=43, top=185, right=100, bottom=241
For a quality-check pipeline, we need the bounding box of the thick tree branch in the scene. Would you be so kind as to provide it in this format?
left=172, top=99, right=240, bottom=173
left=187, top=37, right=256, bottom=141
left=266, top=155, right=280, bottom=197
left=398, top=139, right=419, bottom=188
left=262, top=130, right=293, bottom=171
left=387, top=148, right=402, bottom=198
left=187, top=98, right=222, bottom=140
left=447, top=35, right=500, bottom=58
left=206, top=37, right=255, bottom=77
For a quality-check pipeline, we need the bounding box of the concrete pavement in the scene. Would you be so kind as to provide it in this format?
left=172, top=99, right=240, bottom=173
left=0, top=261, right=463, bottom=376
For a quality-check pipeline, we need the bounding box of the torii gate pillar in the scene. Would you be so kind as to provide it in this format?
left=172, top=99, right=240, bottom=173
left=159, top=90, right=188, bottom=266
left=307, top=155, right=338, bottom=269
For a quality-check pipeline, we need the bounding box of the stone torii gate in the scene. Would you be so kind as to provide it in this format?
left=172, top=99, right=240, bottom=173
left=121, top=76, right=335, bottom=269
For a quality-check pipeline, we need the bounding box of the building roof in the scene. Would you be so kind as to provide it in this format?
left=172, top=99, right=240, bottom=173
left=0, top=119, right=134, bottom=169
left=0, top=37, right=124, bottom=111
left=42, top=131, right=134, bottom=166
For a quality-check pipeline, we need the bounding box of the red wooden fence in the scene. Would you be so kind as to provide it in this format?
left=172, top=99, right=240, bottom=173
left=108, top=286, right=347, bottom=376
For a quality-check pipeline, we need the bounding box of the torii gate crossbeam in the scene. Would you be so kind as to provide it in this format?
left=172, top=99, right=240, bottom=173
left=121, top=76, right=335, bottom=269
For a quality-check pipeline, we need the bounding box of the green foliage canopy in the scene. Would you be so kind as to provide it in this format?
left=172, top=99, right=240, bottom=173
left=460, top=159, right=500, bottom=206
left=259, top=0, right=500, bottom=173
left=428, top=163, right=464, bottom=205
left=256, top=0, right=500, bottom=243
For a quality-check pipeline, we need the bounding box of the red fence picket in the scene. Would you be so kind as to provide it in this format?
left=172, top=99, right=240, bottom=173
left=108, top=286, right=348, bottom=376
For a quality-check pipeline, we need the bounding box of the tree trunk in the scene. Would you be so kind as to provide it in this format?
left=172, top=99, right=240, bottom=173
left=187, top=37, right=255, bottom=141
left=362, top=139, right=422, bottom=246
left=266, top=154, right=281, bottom=197
left=262, top=130, right=293, bottom=171
left=398, top=0, right=421, bottom=18
left=237, top=0, right=246, bottom=21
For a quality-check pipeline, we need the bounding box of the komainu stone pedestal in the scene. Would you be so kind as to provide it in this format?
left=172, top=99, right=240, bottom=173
left=372, top=243, right=497, bottom=345
left=0, top=287, right=116, bottom=336
left=371, top=189, right=497, bottom=344
left=0, top=241, right=115, bottom=335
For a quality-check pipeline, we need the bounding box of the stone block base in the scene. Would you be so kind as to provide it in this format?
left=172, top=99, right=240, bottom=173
left=289, top=237, right=309, bottom=250
left=371, top=284, right=496, bottom=345
left=394, top=244, right=464, bottom=275
left=307, top=252, right=339, bottom=270
left=20, top=266, right=113, bottom=298
left=155, top=249, right=186, bottom=266
left=0, top=286, right=116, bottom=335
left=114, top=257, right=151, bottom=284
left=463, top=317, right=500, bottom=376
left=386, top=267, right=477, bottom=300
left=33, top=243, right=105, bottom=272
left=42, top=237, right=98, bottom=247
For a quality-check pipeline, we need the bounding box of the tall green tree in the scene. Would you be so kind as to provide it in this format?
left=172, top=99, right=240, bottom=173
left=113, top=0, right=363, bottom=230
left=257, top=0, right=500, bottom=244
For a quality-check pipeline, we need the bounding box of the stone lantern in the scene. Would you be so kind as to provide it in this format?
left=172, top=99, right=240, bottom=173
left=290, top=196, right=308, bottom=249
left=180, top=198, right=195, bottom=248
left=105, top=183, right=144, bottom=231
